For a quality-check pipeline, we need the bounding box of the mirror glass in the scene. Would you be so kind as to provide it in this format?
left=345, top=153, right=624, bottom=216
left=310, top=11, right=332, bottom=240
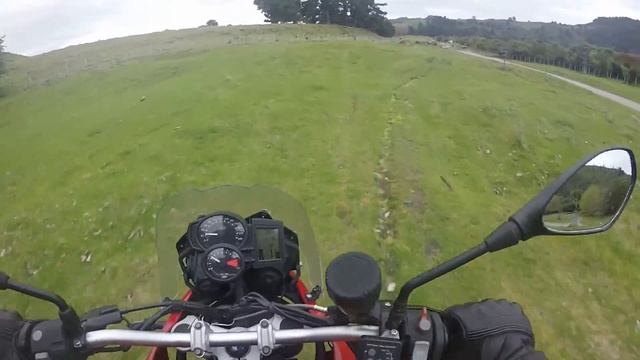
left=543, top=149, right=634, bottom=233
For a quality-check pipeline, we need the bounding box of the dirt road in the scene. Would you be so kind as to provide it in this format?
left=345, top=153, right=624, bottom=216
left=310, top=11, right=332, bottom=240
left=457, top=50, right=640, bottom=113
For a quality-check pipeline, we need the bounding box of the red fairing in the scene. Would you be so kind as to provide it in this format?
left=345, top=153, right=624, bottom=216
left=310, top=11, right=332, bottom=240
left=295, top=278, right=355, bottom=360
left=334, top=341, right=357, bottom=360
left=145, top=290, right=193, bottom=360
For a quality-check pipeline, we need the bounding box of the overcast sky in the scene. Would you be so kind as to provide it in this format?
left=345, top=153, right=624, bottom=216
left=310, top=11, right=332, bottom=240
left=1, top=0, right=639, bottom=56
left=587, top=149, right=633, bottom=175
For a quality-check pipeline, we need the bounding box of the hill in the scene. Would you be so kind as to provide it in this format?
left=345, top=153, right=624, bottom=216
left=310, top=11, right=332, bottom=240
left=1, top=25, right=639, bottom=359
left=393, top=16, right=640, bottom=54
left=1, top=24, right=378, bottom=91
left=582, top=17, right=640, bottom=54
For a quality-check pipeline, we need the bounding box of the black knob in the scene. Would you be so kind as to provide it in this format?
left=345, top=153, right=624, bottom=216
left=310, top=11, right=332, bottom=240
left=226, top=344, right=250, bottom=358
left=325, top=252, right=381, bottom=320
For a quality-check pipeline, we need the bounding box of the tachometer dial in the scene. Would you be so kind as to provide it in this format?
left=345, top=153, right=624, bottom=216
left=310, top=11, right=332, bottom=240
left=204, top=245, right=244, bottom=282
left=198, top=213, right=247, bottom=247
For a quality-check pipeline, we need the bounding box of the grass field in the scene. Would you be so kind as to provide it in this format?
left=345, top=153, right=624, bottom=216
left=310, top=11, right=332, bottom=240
left=2, top=24, right=379, bottom=92
left=1, top=25, right=639, bottom=359
left=516, top=61, right=640, bottom=103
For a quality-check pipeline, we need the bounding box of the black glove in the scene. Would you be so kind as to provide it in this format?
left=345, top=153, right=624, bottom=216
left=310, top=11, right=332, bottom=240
left=443, top=300, right=546, bottom=360
left=0, top=310, right=28, bottom=360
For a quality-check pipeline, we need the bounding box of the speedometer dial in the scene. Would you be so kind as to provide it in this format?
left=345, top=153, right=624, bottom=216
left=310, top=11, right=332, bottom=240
left=198, top=213, right=247, bottom=247
left=204, top=245, right=244, bottom=282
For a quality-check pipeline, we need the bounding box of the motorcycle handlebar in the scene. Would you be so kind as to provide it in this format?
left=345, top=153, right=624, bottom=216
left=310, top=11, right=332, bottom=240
left=23, top=306, right=448, bottom=359
left=84, top=325, right=380, bottom=349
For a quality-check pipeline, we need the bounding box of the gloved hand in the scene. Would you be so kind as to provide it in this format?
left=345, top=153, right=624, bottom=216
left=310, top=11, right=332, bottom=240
left=0, top=310, right=28, bottom=360
left=442, top=299, right=546, bottom=360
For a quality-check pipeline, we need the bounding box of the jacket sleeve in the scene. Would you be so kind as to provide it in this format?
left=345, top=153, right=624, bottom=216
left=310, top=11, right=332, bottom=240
left=442, top=299, right=547, bottom=360
left=480, top=333, right=547, bottom=360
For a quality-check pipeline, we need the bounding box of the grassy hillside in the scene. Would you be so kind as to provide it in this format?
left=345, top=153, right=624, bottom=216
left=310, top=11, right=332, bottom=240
left=1, top=24, right=378, bottom=92
left=1, top=26, right=639, bottom=359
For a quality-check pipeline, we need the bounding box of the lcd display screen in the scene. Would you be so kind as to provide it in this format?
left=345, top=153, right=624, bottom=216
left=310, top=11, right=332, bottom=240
left=256, top=228, right=281, bottom=260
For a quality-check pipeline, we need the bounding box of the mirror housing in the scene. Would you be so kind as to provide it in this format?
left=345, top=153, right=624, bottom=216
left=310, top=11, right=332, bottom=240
left=510, top=147, right=636, bottom=241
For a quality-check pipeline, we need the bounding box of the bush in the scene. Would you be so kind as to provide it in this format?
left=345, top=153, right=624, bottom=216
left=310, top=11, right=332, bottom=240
left=580, top=184, right=605, bottom=216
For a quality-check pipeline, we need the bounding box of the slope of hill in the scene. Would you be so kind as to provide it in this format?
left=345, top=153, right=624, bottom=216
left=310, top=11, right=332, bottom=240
left=393, top=16, right=640, bottom=54
left=1, top=24, right=378, bottom=92
left=1, top=26, right=639, bottom=359
left=582, top=17, right=640, bottom=53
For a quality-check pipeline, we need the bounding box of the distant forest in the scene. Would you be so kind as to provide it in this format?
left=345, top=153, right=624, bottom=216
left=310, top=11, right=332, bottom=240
left=546, top=165, right=631, bottom=217
left=393, top=16, right=640, bottom=85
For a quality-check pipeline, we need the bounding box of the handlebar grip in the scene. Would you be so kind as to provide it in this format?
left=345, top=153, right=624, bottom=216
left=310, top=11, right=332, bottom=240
left=0, top=310, right=28, bottom=360
left=403, top=307, right=448, bottom=360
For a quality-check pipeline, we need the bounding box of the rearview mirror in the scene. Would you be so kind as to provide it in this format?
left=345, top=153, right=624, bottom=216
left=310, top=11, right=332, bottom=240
left=507, top=147, right=636, bottom=242
left=542, top=149, right=635, bottom=233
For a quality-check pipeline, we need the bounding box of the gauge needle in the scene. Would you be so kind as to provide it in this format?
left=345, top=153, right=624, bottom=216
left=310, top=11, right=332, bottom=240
left=204, top=232, right=219, bottom=236
left=210, top=257, right=221, bottom=263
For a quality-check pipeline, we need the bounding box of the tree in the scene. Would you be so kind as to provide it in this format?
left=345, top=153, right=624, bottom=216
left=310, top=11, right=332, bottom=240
left=580, top=185, right=605, bottom=216
left=254, top=0, right=301, bottom=23
left=300, top=0, right=321, bottom=23
left=206, top=19, right=219, bottom=26
left=545, top=195, right=564, bottom=214
left=253, top=0, right=394, bottom=36
left=259, top=0, right=394, bottom=37
left=0, top=36, right=5, bottom=78
left=603, top=177, right=631, bottom=215
left=364, top=2, right=395, bottom=37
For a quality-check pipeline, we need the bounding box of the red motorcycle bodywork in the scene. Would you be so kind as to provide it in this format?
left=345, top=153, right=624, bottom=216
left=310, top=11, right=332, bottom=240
left=145, top=290, right=193, bottom=360
left=145, top=281, right=355, bottom=360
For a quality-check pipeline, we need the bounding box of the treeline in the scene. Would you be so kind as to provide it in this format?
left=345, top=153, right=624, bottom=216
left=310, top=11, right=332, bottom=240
left=455, top=37, right=640, bottom=85
left=0, top=36, right=5, bottom=77
left=253, top=0, right=395, bottom=37
left=546, top=166, right=631, bottom=217
left=402, top=16, right=640, bottom=54
left=401, top=16, right=640, bottom=86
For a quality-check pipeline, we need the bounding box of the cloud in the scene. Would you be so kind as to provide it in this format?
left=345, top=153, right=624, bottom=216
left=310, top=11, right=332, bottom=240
left=1, top=0, right=264, bottom=55
left=1, top=0, right=639, bottom=55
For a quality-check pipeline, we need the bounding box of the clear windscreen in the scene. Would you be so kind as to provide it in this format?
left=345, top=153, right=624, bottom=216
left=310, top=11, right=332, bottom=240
left=155, top=185, right=322, bottom=300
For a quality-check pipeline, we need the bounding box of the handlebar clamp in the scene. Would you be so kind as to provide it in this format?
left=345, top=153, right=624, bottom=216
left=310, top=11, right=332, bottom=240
left=257, top=319, right=275, bottom=356
left=190, top=320, right=212, bottom=358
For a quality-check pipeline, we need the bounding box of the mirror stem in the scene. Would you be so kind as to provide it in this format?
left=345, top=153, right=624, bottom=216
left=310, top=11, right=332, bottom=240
left=385, top=243, right=489, bottom=330
left=385, top=221, right=523, bottom=330
left=484, top=220, right=523, bottom=252
left=0, top=271, right=82, bottom=339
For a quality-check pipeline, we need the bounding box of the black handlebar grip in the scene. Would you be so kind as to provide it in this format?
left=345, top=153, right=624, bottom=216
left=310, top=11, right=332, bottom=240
left=0, top=271, right=9, bottom=290
left=0, top=310, right=26, bottom=360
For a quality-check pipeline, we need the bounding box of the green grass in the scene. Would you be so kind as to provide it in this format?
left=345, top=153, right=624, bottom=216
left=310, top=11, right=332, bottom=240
left=1, top=24, right=378, bottom=93
left=1, top=27, right=639, bottom=359
left=516, top=61, right=640, bottom=103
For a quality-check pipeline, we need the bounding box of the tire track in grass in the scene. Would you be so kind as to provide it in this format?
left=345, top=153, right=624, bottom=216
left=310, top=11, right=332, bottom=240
left=374, top=74, right=427, bottom=291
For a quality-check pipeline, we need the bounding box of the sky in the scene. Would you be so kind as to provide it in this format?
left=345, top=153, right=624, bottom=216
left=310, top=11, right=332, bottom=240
left=1, top=0, right=639, bottom=56
left=586, top=149, right=633, bottom=175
